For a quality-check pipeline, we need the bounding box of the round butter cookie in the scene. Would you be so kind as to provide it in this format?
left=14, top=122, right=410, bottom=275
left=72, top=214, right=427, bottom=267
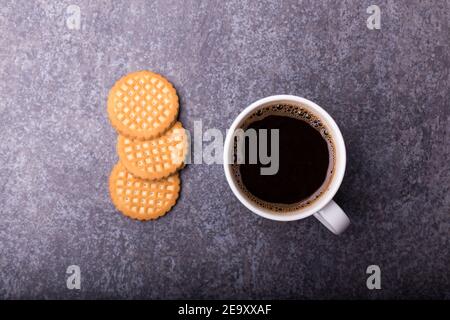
left=109, top=162, right=180, bottom=221
left=107, top=70, right=179, bottom=140
left=117, top=121, right=188, bottom=180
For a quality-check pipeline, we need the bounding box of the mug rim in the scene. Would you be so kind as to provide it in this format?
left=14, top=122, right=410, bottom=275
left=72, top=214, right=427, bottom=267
left=223, top=95, right=346, bottom=221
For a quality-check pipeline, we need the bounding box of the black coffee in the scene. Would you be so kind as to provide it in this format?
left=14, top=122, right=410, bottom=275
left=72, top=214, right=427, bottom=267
left=233, top=104, right=334, bottom=211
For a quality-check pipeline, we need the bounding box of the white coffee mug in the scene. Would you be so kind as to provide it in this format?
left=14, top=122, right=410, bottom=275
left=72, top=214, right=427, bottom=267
left=223, top=95, right=350, bottom=235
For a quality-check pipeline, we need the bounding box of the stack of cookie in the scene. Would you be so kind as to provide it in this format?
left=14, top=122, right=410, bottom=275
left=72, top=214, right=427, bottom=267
left=107, top=71, right=187, bottom=221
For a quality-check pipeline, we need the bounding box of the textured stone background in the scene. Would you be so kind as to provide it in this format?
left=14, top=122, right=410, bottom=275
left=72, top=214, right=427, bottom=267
left=0, top=0, right=448, bottom=299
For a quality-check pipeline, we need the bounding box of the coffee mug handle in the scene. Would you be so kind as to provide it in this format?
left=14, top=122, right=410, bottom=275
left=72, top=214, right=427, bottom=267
left=314, top=200, right=350, bottom=235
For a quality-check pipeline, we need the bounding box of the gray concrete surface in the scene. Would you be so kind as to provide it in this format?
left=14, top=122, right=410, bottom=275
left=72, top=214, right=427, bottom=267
left=0, top=0, right=448, bottom=299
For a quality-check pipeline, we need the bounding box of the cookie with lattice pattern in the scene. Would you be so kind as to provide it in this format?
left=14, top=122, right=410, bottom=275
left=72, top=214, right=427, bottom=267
left=107, top=70, right=179, bottom=140
left=109, top=162, right=180, bottom=221
left=117, top=121, right=188, bottom=181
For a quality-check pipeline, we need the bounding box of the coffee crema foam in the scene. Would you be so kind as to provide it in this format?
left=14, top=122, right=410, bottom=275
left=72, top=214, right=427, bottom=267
left=231, top=103, right=336, bottom=214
